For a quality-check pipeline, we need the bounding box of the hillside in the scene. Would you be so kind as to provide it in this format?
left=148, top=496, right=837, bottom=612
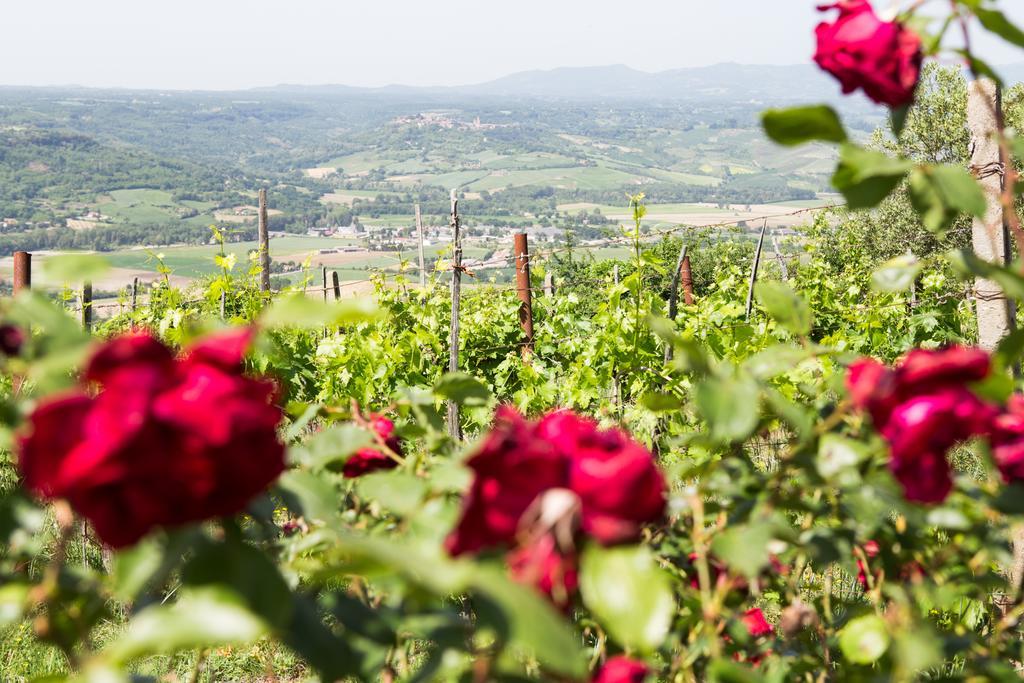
left=0, top=63, right=879, bottom=262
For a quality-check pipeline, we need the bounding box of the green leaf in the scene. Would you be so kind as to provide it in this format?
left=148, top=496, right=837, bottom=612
left=276, top=470, right=340, bottom=521
left=579, top=545, right=674, bottom=653
left=908, top=165, right=987, bottom=235
left=434, top=372, right=492, bottom=407
left=707, top=659, right=764, bottom=683
left=106, top=587, right=268, bottom=663
left=754, top=281, right=812, bottom=335
left=949, top=249, right=1024, bottom=300
left=831, top=144, right=913, bottom=209
left=41, top=254, right=111, bottom=283
left=743, top=345, right=814, bottom=379
left=711, top=523, right=773, bottom=579
left=110, top=538, right=164, bottom=602
left=761, top=105, right=847, bottom=146
left=871, top=254, right=922, bottom=293
left=261, top=294, right=379, bottom=328
left=817, top=434, right=868, bottom=479
left=355, top=471, right=428, bottom=516
left=890, top=104, right=910, bottom=138
left=839, top=614, right=890, bottom=664
left=639, top=391, right=683, bottom=412
left=291, top=423, right=374, bottom=470
left=695, top=375, right=760, bottom=443
left=279, top=594, right=364, bottom=681
left=0, top=583, right=29, bottom=627
left=971, top=5, right=1024, bottom=48
left=471, top=569, right=587, bottom=678
left=894, top=630, right=942, bottom=673
left=182, top=541, right=293, bottom=628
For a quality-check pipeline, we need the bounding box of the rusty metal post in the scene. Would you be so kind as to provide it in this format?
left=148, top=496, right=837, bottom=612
left=13, top=251, right=30, bottom=294
left=332, top=271, right=342, bottom=300
left=258, top=188, right=271, bottom=294
left=680, top=253, right=694, bottom=306
left=514, top=233, right=534, bottom=356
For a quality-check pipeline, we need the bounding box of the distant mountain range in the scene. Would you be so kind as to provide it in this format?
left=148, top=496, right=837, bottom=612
left=258, top=62, right=1024, bottom=104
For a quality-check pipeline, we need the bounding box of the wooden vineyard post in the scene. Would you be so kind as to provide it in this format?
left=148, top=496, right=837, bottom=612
left=613, top=264, right=620, bottom=285
left=514, top=233, right=535, bottom=357
left=745, top=219, right=768, bottom=321
left=415, top=203, right=427, bottom=288
left=80, top=282, right=92, bottom=332
left=219, top=290, right=226, bottom=319
left=665, top=244, right=688, bottom=363
left=332, top=271, right=342, bottom=300
left=130, top=277, right=139, bottom=312
left=447, top=190, right=463, bottom=441
left=258, top=187, right=270, bottom=294
left=544, top=272, right=555, bottom=298
left=771, top=231, right=789, bottom=280
left=13, top=251, right=30, bottom=294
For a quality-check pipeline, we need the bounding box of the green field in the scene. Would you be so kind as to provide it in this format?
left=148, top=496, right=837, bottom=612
left=101, top=237, right=349, bottom=278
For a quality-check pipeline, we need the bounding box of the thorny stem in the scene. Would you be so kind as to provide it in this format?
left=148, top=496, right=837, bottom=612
left=690, top=494, right=722, bottom=658
left=29, top=501, right=80, bottom=668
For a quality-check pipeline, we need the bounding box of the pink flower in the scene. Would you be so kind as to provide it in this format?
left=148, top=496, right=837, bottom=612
left=342, top=414, right=403, bottom=478
left=18, top=329, right=284, bottom=548
left=592, top=656, right=649, bottom=683
left=814, top=0, right=923, bottom=107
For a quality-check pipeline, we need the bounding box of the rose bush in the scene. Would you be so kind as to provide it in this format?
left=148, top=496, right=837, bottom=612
left=2, top=1, right=1024, bottom=681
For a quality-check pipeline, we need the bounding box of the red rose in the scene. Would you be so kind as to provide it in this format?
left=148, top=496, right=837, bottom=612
left=847, top=347, right=996, bottom=504
left=814, top=0, right=923, bottom=107
left=742, top=608, right=773, bottom=638
left=445, top=407, right=568, bottom=556
left=342, top=414, right=403, bottom=478
left=507, top=533, right=579, bottom=609
left=883, top=390, right=996, bottom=503
left=446, top=407, right=666, bottom=603
left=17, top=329, right=284, bottom=548
left=446, top=407, right=665, bottom=556
left=989, top=395, right=1024, bottom=483
left=0, top=323, right=25, bottom=357
left=592, top=656, right=649, bottom=683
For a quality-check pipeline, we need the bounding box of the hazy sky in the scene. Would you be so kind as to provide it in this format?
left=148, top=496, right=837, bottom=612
left=3, top=1, right=1024, bottom=90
